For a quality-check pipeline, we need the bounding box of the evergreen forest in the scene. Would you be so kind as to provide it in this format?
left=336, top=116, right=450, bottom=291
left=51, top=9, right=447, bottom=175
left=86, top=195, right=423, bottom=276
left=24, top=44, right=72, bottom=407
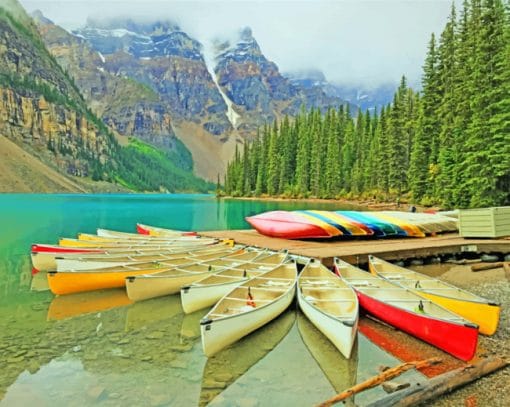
left=223, top=0, right=510, bottom=209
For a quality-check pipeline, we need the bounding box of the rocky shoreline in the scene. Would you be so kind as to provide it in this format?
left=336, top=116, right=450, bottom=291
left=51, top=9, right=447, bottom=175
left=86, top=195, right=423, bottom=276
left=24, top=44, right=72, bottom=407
left=429, top=265, right=510, bottom=407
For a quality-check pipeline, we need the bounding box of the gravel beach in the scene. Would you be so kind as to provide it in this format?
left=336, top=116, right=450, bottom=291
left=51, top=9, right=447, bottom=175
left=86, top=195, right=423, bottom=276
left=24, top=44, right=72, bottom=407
left=428, top=264, right=510, bottom=407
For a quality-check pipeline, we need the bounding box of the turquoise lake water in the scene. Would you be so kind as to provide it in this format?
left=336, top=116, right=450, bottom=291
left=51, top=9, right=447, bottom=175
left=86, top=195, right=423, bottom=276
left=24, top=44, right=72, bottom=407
left=0, top=194, right=424, bottom=406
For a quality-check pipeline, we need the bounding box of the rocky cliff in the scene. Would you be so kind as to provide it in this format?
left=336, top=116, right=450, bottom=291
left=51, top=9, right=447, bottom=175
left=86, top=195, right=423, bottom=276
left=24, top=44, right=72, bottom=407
left=0, top=1, right=211, bottom=192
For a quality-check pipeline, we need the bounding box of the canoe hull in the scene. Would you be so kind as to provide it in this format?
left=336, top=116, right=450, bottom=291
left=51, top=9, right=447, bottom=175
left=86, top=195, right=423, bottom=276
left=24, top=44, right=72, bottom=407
left=126, top=272, right=212, bottom=301
left=246, top=212, right=331, bottom=239
left=200, top=286, right=296, bottom=357
left=356, top=291, right=478, bottom=361
left=413, top=291, right=500, bottom=336
left=47, top=269, right=150, bottom=295
left=181, top=279, right=248, bottom=314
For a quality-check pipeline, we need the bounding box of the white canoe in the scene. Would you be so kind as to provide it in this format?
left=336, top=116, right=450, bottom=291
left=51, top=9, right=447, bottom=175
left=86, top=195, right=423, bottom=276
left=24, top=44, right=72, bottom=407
left=58, top=236, right=219, bottom=248
left=55, top=245, right=245, bottom=272
left=200, top=261, right=297, bottom=357
left=31, top=243, right=228, bottom=273
left=125, top=250, right=267, bottom=302
left=297, top=259, right=358, bottom=358
left=181, top=251, right=290, bottom=314
left=97, top=227, right=194, bottom=239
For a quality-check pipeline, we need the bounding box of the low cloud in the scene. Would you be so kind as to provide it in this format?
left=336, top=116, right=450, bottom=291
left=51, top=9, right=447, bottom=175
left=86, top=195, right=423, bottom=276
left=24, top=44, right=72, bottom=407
left=20, top=0, right=454, bottom=87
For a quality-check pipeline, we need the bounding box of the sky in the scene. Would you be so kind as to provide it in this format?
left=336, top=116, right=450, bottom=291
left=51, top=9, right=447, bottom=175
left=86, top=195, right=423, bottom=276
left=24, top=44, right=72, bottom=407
left=19, top=0, right=456, bottom=88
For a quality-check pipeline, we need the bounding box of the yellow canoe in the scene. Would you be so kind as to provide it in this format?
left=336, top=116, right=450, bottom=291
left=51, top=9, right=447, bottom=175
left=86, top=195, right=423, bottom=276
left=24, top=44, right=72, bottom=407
left=47, top=263, right=166, bottom=295
left=368, top=255, right=500, bottom=335
left=58, top=237, right=218, bottom=248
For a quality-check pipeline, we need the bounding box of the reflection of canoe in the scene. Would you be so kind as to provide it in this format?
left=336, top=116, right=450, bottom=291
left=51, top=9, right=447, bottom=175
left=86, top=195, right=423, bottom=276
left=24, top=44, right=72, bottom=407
left=297, top=259, right=358, bottom=358
left=137, top=223, right=197, bottom=237
left=32, top=243, right=231, bottom=273
left=368, top=255, right=500, bottom=335
left=47, top=288, right=133, bottom=320
left=124, top=295, right=183, bottom=332
left=200, top=262, right=297, bottom=357
left=30, top=271, right=50, bottom=291
left=358, top=316, right=465, bottom=377
left=125, top=250, right=264, bottom=302
left=181, top=251, right=290, bottom=314
left=55, top=245, right=242, bottom=271
left=200, top=308, right=296, bottom=406
left=297, top=311, right=358, bottom=396
left=334, top=258, right=478, bottom=361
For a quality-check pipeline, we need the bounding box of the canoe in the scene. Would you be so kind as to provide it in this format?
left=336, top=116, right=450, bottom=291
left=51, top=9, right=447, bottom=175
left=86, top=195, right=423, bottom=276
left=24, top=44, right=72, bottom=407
left=200, top=308, right=295, bottom=405
left=245, top=211, right=334, bottom=239
left=137, top=223, right=197, bottom=237
left=54, top=245, right=244, bottom=272
left=181, top=251, right=290, bottom=314
left=200, top=261, right=297, bottom=357
left=369, top=212, right=426, bottom=237
left=334, top=258, right=478, bottom=361
left=31, top=242, right=230, bottom=273
left=297, top=259, right=358, bottom=358
left=376, top=211, right=458, bottom=234
left=125, top=250, right=269, bottom=302
left=58, top=236, right=219, bottom=248
left=97, top=227, right=196, bottom=238
left=368, top=255, right=500, bottom=335
left=78, top=233, right=203, bottom=244
left=47, top=247, right=244, bottom=295
left=337, top=211, right=407, bottom=237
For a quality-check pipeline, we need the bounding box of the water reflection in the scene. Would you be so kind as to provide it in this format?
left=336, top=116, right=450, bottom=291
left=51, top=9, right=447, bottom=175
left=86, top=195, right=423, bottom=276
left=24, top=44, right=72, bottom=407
left=200, top=308, right=296, bottom=406
left=297, top=311, right=357, bottom=403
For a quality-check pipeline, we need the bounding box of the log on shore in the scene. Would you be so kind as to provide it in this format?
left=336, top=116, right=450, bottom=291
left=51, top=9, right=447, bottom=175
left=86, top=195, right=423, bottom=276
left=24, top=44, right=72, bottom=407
left=365, top=357, right=508, bottom=407
left=316, top=357, right=441, bottom=407
left=471, top=262, right=503, bottom=272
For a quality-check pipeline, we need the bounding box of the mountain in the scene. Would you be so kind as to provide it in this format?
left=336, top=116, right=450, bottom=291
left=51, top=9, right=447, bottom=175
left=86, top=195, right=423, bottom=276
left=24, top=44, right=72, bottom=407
left=286, top=69, right=395, bottom=112
left=70, top=17, right=238, bottom=179
left=213, top=28, right=351, bottom=138
left=0, top=0, right=212, bottom=193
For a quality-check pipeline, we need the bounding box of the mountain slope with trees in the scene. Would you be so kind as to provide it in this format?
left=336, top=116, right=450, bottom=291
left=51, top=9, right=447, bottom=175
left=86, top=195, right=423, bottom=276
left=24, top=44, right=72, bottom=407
left=224, top=0, right=509, bottom=208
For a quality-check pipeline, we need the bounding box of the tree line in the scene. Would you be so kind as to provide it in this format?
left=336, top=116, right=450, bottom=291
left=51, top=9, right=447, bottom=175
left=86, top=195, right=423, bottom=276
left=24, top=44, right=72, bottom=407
left=223, top=0, right=509, bottom=209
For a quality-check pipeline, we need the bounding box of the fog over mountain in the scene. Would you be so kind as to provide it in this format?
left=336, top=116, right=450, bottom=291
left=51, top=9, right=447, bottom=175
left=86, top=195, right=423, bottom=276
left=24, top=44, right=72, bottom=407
left=20, top=0, right=455, bottom=89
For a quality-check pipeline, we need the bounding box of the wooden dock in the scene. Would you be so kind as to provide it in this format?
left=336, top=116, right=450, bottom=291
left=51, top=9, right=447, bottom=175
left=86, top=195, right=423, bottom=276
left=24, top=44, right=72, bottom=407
left=201, top=229, right=510, bottom=267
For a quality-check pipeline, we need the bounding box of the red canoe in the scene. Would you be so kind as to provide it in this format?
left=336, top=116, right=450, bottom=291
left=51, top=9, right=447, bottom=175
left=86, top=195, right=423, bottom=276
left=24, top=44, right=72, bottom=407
left=31, top=244, right=104, bottom=254
left=334, top=258, right=478, bottom=361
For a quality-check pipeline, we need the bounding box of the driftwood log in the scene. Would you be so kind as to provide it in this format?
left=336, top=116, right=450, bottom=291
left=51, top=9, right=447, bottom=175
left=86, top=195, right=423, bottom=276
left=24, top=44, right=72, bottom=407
left=471, top=262, right=505, bottom=272
left=365, top=357, right=508, bottom=407
left=316, top=357, right=441, bottom=407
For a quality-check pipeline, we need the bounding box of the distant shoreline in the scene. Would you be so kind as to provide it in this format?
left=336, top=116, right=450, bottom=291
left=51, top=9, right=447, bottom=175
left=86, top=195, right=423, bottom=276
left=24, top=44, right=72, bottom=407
left=219, top=195, right=438, bottom=212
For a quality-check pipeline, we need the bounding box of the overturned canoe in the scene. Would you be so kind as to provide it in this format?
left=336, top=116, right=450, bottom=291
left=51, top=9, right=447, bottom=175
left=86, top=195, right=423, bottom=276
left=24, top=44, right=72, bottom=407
left=368, top=255, right=500, bottom=335
left=297, top=259, right=358, bottom=358
left=334, top=258, right=479, bottom=361
left=200, top=261, right=297, bottom=357
left=181, top=251, right=290, bottom=314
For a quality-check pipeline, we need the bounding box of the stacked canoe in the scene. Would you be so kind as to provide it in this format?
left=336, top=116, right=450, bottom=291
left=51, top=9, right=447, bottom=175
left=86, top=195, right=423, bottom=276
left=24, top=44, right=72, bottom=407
left=245, top=210, right=458, bottom=239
